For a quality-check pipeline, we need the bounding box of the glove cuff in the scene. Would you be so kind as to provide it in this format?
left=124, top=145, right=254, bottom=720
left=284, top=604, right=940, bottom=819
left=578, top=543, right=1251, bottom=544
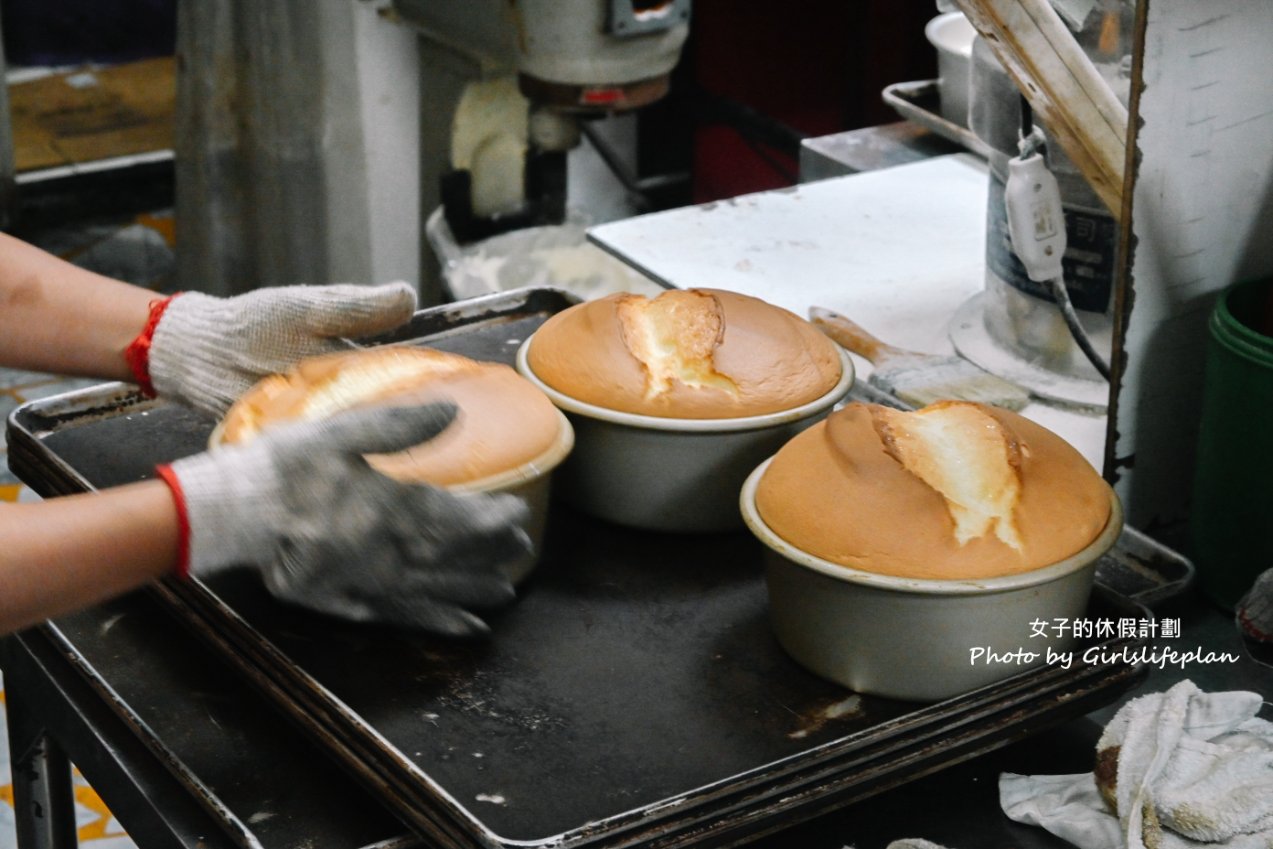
left=148, top=291, right=246, bottom=415
left=162, top=448, right=280, bottom=576
left=124, top=294, right=181, bottom=398
left=154, top=464, right=193, bottom=578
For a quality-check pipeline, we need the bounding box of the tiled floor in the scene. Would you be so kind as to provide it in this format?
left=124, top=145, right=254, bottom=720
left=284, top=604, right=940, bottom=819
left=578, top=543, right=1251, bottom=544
left=2, top=213, right=174, bottom=849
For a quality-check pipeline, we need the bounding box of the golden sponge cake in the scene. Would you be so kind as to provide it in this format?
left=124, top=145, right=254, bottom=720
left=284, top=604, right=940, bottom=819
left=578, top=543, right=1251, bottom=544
left=526, top=288, right=843, bottom=419
left=755, top=401, right=1112, bottom=580
left=217, top=347, right=562, bottom=488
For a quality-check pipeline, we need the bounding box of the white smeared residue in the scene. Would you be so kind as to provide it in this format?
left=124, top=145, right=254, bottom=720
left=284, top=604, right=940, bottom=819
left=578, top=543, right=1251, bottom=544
left=822, top=694, right=863, bottom=719
left=788, top=695, right=864, bottom=739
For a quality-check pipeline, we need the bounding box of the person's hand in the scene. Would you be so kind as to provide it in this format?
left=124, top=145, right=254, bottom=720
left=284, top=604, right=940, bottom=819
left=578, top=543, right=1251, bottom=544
left=157, top=401, right=531, bottom=636
left=139, top=283, right=417, bottom=416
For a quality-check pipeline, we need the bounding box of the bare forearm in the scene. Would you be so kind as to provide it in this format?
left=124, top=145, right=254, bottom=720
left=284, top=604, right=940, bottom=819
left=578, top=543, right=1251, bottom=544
left=0, top=232, right=157, bottom=379
left=0, top=481, right=180, bottom=634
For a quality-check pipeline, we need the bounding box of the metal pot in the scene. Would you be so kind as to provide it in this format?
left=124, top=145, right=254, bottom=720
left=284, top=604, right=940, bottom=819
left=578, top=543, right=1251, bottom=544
left=741, top=458, right=1124, bottom=701
left=925, top=12, right=976, bottom=128
left=516, top=341, right=854, bottom=533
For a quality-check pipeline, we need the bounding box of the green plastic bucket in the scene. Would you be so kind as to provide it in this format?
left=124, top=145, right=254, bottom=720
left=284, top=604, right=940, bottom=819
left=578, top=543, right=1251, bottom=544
left=1190, top=277, right=1273, bottom=609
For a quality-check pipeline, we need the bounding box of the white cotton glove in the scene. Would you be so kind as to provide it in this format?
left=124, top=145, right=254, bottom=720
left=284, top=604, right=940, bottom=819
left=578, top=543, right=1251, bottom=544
left=157, top=401, right=532, bottom=636
left=145, top=283, right=418, bottom=416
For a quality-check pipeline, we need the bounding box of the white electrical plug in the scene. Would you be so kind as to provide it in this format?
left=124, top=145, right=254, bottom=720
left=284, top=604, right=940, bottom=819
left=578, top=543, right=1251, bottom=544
left=1004, top=152, right=1066, bottom=283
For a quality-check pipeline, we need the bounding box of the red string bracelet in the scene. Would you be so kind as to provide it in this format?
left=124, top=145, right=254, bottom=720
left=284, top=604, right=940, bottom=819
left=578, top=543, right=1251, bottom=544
left=124, top=293, right=181, bottom=397
left=154, top=464, right=192, bottom=579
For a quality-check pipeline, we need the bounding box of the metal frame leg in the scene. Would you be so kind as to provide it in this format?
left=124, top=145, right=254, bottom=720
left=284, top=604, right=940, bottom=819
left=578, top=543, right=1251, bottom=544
left=5, top=689, right=79, bottom=849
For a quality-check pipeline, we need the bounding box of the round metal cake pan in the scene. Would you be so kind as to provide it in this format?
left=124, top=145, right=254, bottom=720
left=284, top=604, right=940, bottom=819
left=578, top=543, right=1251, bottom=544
left=516, top=340, right=854, bottom=533
left=740, top=458, right=1124, bottom=701
left=450, top=408, right=574, bottom=582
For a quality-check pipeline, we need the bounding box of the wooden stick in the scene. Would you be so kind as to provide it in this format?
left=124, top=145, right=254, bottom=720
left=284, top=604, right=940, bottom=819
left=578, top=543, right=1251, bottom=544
left=952, top=0, right=1128, bottom=218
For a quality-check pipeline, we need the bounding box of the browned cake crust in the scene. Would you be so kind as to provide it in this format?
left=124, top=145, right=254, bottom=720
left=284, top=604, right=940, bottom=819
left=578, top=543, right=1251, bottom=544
left=218, top=347, right=562, bottom=487
left=526, top=288, right=843, bottom=418
left=755, top=401, right=1112, bottom=579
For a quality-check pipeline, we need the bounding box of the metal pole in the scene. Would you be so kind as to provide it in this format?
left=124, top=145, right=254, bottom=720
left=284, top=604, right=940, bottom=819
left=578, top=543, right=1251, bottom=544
left=5, top=687, right=80, bottom=849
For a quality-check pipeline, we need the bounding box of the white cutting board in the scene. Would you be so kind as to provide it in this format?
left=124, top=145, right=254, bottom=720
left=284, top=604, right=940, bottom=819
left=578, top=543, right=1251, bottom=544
left=589, top=153, right=989, bottom=358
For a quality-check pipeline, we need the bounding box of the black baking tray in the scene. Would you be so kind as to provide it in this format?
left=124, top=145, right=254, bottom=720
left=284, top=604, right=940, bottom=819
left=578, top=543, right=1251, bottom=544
left=8, top=286, right=1157, bottom=849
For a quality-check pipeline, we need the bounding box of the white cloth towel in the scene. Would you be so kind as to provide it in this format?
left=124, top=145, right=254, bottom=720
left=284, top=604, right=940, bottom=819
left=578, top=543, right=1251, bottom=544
left=1000, top=680, right=1273, bottom=849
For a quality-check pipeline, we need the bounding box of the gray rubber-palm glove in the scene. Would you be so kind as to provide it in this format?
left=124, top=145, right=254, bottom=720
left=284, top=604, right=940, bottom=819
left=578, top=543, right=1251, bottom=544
left=135, top=283, right=417, bottom=416
left=156, top=401, right=531, bottom=635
